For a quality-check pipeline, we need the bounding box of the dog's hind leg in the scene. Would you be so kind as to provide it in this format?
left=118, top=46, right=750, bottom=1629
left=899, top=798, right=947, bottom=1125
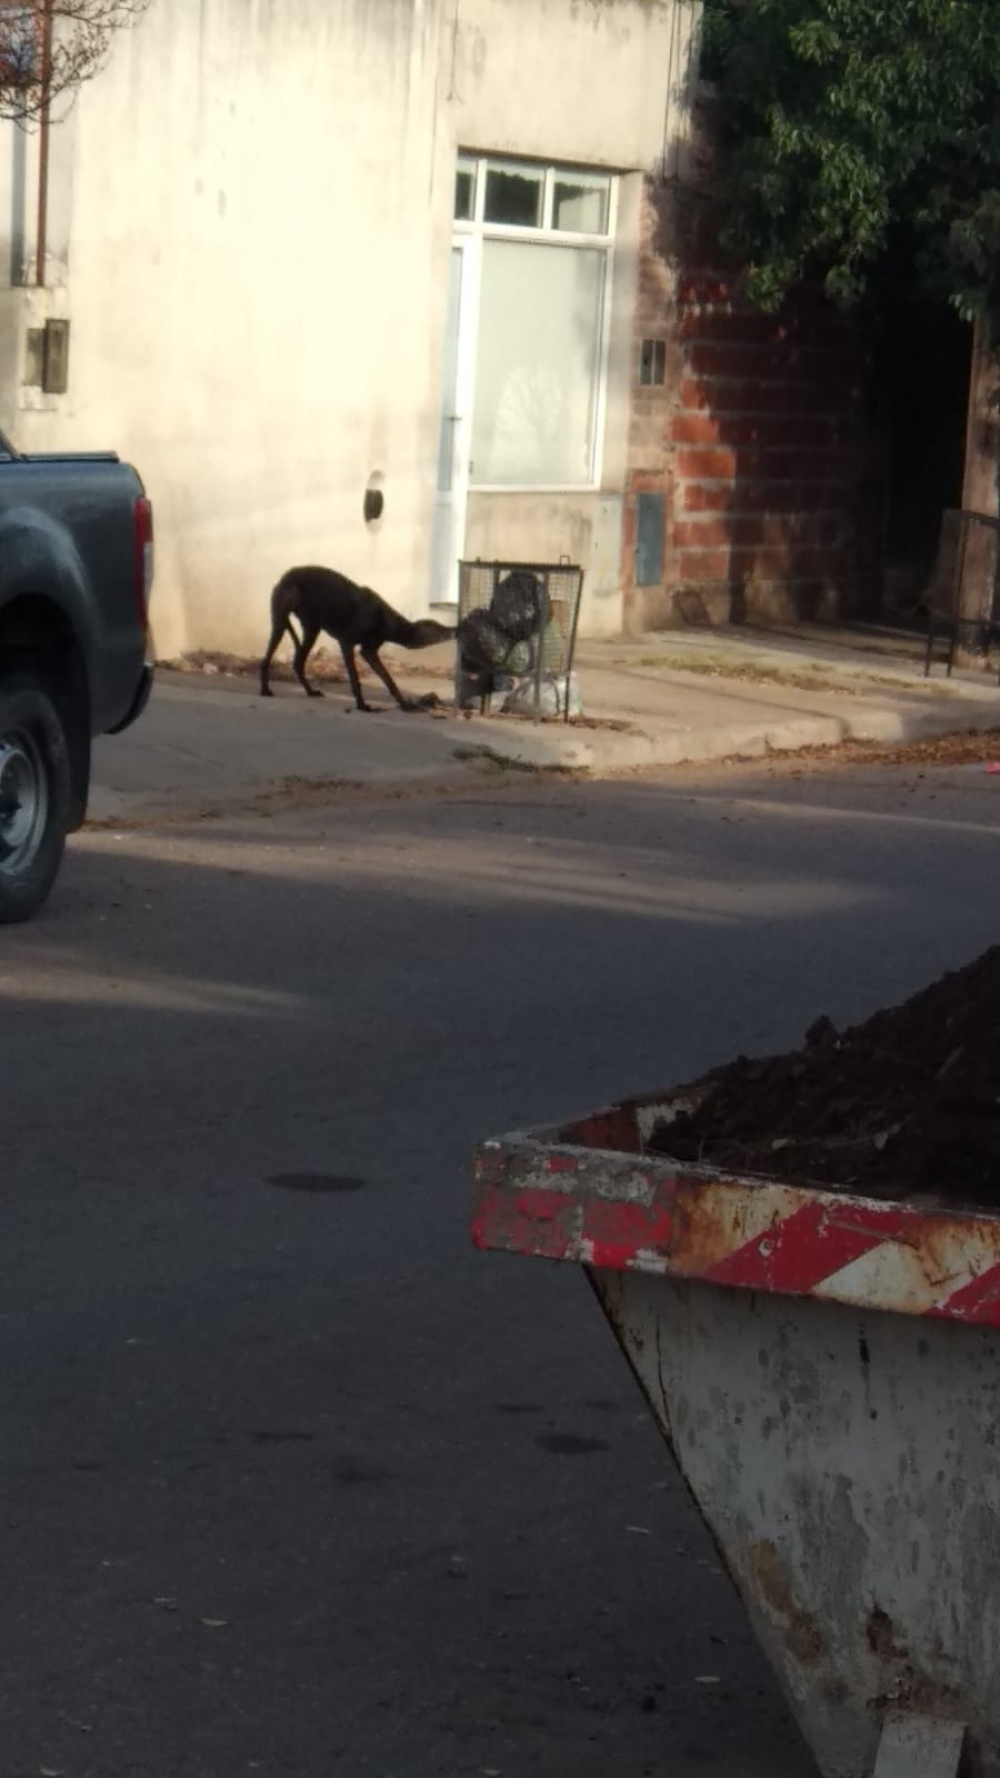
left=339, top=641, right=374, bottom=711
left=260, top=615, right=291, bottom=697
left=292, top=621, right=324, bottom=698
left=360, top=643, right=419, bottom=711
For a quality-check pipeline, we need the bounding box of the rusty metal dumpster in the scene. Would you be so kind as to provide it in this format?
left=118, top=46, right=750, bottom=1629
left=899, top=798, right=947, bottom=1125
left=472, top=1084, right=1000, bottom=1778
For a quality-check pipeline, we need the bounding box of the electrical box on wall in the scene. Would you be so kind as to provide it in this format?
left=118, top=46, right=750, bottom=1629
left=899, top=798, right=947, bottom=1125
left=638, top=338, right=666, bottom=387
left=24, top=320, right=70, bottom=393
left=635, top=492, right=665, bottom=587
left=42, top=319, right=70, bottom=395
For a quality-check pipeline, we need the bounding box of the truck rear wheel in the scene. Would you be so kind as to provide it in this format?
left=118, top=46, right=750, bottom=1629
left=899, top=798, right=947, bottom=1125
left=0, top=673, right=72, bottom=923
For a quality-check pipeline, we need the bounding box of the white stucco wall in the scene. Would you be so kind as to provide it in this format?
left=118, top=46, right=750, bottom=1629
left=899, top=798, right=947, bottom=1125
left=0, top=0, right=693, bottom=658
left=452, top=0, right=687, bottom=170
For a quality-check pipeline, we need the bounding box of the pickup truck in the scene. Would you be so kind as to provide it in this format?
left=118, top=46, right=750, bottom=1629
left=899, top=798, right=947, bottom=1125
left=0, top=433, right=153, bottom=921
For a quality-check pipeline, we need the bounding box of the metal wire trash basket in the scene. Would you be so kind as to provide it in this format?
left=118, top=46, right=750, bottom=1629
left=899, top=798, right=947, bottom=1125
left=455, top=560, right=585, bottom=722
left=924, top=509, right=1000, bottom=681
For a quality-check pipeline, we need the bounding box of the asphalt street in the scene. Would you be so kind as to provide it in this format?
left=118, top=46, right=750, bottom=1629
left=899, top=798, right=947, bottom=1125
left=3, top=753, right=1000, bottom=1777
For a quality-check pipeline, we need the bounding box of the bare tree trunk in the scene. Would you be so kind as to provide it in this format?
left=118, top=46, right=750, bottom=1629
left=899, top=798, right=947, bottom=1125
left=955, top=315, right=1000, bottom=649
left=962, top=316, right=998, bottom=515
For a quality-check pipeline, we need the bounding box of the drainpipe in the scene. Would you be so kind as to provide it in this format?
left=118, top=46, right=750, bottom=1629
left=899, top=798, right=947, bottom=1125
left=35, top=0, right=54, bottom=287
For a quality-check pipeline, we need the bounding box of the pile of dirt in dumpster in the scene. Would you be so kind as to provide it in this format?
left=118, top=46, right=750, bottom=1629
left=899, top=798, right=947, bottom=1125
left=650, top=946, right=1000, bottom=1205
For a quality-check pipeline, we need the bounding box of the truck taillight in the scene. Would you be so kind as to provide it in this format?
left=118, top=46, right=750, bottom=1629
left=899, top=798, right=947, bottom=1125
left=133, top=495, right=154, bottom=634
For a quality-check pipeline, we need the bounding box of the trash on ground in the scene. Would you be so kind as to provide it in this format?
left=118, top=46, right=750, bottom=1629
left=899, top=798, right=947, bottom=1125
left=502, top=672, right=582, bottom=719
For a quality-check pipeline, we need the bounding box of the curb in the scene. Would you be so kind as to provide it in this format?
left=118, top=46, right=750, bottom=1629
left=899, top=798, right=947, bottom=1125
left=452, top=699, right=1000, bottom=776
left=87, top=689, right=1000, bottom=823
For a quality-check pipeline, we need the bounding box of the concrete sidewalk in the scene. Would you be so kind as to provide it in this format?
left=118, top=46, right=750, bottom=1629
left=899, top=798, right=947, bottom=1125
left=89, top=623, right=1000, bottom=821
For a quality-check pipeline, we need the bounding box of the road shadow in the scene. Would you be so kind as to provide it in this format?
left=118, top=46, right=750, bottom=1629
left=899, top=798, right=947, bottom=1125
left=3, top=761, right=998, bottom=1775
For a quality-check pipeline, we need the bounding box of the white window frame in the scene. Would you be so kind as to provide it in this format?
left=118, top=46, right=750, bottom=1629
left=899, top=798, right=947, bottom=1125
left=453, top=154, right=618, bottom=495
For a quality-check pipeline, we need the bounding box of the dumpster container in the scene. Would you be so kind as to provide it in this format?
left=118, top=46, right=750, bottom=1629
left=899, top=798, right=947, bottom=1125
left=472, top=1082, right=1000, bottom=1778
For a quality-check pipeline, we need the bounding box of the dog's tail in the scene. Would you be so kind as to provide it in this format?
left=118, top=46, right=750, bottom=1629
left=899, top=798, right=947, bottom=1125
left=389, top=614, right=457, bottom=651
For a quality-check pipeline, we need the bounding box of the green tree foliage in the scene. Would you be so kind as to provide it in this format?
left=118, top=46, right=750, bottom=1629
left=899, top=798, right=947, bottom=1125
left=702, top=0, right=1000, bottom=337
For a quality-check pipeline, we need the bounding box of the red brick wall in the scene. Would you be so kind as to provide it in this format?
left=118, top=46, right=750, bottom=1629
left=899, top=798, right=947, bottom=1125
left=623, top=181, right=870, bottom=629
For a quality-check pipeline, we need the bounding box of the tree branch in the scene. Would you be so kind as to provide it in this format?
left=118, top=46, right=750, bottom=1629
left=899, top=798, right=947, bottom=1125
left=0, top=0, right=149, bottom=121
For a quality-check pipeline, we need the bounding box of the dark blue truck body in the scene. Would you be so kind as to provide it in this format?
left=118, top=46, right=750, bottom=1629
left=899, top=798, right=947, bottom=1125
left=0, top=437, right=153, bottom=918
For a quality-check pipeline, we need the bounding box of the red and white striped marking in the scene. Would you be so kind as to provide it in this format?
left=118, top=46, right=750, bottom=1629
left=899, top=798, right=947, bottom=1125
left=472, top=1096, right=1000, bottom=1327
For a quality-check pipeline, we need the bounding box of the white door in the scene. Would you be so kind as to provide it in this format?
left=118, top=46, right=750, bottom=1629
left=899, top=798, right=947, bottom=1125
left=430, top=239, right=475, bottom=608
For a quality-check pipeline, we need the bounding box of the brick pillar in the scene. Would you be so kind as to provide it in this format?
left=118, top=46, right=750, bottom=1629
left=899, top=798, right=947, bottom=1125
left=623, top=179, right=870, bottom=629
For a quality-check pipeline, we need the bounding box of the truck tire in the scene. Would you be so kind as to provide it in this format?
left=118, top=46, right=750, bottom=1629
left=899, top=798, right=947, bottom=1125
left=0, top=673, right=72, bottom=923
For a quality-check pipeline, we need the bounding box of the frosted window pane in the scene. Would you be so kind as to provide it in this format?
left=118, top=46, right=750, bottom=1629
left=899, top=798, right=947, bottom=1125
left=471, top=240, right=606, bottom=486
left=553, top=178, right=610, bottom=234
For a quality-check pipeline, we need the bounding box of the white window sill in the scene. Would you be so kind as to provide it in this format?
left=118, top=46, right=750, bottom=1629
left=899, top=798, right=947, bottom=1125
left=470, top=484, right=602, bottom=495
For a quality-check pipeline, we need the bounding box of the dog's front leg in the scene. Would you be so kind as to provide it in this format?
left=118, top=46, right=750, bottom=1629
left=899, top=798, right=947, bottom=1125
left=340, top=642, right=375, bottom=711
left=361, top=645, right=420, bottom=711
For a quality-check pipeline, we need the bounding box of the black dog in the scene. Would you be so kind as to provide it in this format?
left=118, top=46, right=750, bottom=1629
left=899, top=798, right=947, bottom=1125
left=260, top=566, right=456, bottom=711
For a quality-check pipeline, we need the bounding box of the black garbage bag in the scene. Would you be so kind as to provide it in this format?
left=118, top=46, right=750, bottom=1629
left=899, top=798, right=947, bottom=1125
left=489, top=571, right=549, bottom=643
left=458, top=607, right=515, bottom=674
